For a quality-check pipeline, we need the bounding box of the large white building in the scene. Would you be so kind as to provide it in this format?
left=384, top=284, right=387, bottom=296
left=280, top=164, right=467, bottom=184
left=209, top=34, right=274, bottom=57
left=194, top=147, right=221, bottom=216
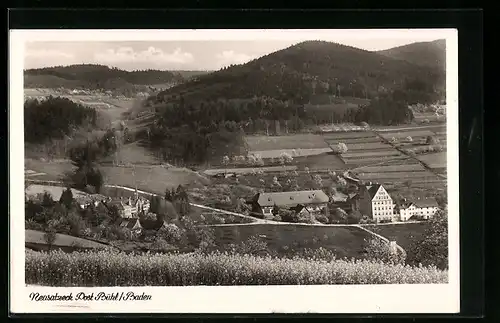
left=356, top=184, right=396, bottom=222
left=397, top=198, right=440, bottom=221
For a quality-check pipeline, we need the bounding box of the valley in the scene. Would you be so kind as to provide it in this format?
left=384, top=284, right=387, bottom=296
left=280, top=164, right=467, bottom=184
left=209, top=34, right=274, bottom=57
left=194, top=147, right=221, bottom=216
left=22, top=38, right=449, bottom=287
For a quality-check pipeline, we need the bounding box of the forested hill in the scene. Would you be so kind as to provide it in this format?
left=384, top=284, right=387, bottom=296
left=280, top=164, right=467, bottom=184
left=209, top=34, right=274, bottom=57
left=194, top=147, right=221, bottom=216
left=377, top=39, right=446, bottom=70
left=153, top=40, right=445, bottom=104
left=24, top=64, right=211, bottom=95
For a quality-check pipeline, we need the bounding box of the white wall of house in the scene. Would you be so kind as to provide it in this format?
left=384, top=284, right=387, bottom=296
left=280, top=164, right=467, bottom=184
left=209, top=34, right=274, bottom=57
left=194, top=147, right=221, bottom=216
left=400, top=205, right=439, bottom=221
left=305, top=204, right=327, bottom=215
left=371, top=186, right=395, bottom=222
left=262, top=206, right=274, bottom=216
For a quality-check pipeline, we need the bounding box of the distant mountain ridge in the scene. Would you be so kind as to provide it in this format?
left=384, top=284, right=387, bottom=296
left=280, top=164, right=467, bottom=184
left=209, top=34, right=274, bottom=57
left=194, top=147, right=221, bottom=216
left=154, top=40, right=445, bottom=104
left=377, top=39, right=446, bottom=70
left=23, top=64, right=211, bottom=95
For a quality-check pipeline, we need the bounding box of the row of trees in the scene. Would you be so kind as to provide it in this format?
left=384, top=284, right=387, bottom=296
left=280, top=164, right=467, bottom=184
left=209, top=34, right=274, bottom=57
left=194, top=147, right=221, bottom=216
left=25, top=64, right=183, bottom=86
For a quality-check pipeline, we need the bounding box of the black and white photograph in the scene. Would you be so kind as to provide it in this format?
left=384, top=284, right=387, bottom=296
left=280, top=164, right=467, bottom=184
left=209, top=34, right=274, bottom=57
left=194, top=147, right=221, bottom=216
left=10, top=29, right=459, bottom=313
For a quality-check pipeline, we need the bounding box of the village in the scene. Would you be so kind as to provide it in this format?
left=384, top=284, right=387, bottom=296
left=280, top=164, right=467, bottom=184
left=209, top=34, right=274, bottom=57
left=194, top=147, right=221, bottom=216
left=25, top=174, right=441, bottom=240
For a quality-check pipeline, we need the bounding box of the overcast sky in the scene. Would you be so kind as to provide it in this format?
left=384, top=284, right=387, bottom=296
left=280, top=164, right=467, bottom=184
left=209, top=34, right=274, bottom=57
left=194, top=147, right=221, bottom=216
left=24, top=38, right=443, bottom=71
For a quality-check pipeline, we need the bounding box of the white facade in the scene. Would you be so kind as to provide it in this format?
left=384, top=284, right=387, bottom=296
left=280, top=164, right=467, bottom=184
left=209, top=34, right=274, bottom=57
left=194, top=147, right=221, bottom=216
left=399, top=204, right=439, bottom=221
left=370, top=186, right=395, bottom=222
left=262, top=206, right=274, bottom=216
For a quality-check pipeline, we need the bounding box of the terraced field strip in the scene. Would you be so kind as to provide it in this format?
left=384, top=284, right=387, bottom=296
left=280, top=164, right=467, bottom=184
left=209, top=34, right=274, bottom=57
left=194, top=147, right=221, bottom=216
left=408, top=179, right=447, bottom=184
left=245, top=134, right=329, bottom=150
left=357, top=171, right=441, bottom=180
left=250, top=148, right=333, bottom=159
left=379, top=130, right=436, bottom=139
left=322, top=131, right=376, bottom=140
left=342, top=150, right=402, bottom=159
left=342, top=142, right=392, bottom=150
left=327, top=135, right=381, bottom=142
left=352, top=164, right=426, bottom=173
left=204, top=166, right=298, bottom=176
left=416, top=152, right=447, bottom=169
left=343, top=155, right=410, bottom=166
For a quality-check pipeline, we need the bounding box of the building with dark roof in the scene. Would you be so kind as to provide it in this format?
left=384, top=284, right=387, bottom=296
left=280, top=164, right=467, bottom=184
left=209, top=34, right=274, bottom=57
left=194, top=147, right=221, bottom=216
left=116, top=218, right=143, bottom=234
left=248, top=190, right=329, bottom=218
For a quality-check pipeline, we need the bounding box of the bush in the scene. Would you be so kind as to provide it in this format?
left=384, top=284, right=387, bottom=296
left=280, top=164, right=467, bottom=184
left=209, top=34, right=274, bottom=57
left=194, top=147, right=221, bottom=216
left=406, top=210, right=448, bottom=270
left=150, top=237, right=176, bottom=253
left=157, top=223, right=184, bottom=245
left=25, top=249, right=449, bottom=286
left=315, top=213, right=329, bottom=224
left=364, top=238, right=406, bottom=265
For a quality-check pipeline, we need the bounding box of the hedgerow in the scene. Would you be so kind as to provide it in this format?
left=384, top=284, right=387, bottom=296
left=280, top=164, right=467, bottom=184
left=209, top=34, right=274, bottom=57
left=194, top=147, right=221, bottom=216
left=26, top=249, right=447, bottom=286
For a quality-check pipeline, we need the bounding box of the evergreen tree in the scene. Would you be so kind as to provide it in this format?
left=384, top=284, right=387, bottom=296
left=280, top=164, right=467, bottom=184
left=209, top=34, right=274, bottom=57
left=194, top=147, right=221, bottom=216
left=59, top=187, right=74, bottom=209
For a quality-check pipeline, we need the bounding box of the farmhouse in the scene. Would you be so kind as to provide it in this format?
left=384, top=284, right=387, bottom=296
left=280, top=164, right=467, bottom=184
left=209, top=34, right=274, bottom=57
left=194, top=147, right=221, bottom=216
left=330, top=192, right=357, bottom=213
left=105, top=192, right=151, bottom=219
left=397, top=198, right=440, bottom=221
left=353, top=184, right=395, bottom=222
left=248, top=190, right=329, bottom=217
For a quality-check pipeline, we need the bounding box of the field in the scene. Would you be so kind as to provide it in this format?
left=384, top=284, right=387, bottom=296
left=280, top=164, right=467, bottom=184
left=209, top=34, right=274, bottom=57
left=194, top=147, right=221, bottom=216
left=323, top=131, right=376, bottom=141
left=292, top=153, right=346, bottom=171
left=250, top=148, right=333, bottom=159
left=416, top=152, right=447, bottom=169
left=25, top=184, right=88, bottom=200
left=363, top=222, right=431, bottom=255
left=210, top=224, right=374, bottom=259
left=26, top=229, right=109, bottom=250
left=203, top=166, right=298, bottom=176
left=356, top=171, right=441, bottom=181
left=352, top=164, right=426, bottom=173
left=100, top=165, right=209, bottom=194
left=245, top=134, right=329, bottom=151
left=342, top=150, right=402, bottom=159
left=379, top=130, right=436, bottom=140
left=25, top=158, right=210, bottom=195
left=346, top=142, right=395, bottom=150
left=413, top=112, right=446, bottom=123
left=26, top=249, right=448, bottom=286
left=25, top=159, right=75, bottom=181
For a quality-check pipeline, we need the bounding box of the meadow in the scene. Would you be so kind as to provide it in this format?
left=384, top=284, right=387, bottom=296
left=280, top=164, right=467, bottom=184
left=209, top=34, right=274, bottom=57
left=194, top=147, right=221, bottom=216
left=416, top=152, right=447, bottom=169
left=363, top=222, right=431, bottom=255
left=26, top=229, right=109, bottom=250
left=209, top=224, right=374, bottom=259
left=245, top=134, right=329, bottom=151
left=25, top=249, right=448, bottom=286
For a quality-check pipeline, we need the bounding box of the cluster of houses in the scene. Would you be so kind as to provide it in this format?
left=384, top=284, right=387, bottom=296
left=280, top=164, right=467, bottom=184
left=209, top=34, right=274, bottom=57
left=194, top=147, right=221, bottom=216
left=247, top=183, right=440, bottom=223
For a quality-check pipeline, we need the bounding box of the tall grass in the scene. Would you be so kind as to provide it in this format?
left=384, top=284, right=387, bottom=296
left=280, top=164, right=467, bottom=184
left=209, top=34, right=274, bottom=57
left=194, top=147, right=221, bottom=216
left=26, top=249, right=447, bottom=286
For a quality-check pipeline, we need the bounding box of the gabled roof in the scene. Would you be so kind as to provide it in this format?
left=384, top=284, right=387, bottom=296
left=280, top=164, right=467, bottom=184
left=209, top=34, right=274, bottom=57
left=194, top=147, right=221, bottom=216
left=366, top=184, right=382, bottom=199
left=331, top=192, right=348, bottom=203
left=399, top=197, right=439, bottom=209
left=117, top=218, right=142, bottom=230
left=413, top=198, right=439, bottom=208
left=254, top=190, right=329, bottom=207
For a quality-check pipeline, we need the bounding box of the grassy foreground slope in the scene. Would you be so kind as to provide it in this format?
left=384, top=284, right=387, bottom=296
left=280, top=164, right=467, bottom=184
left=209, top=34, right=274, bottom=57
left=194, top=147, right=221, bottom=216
left=26, top=249, right=447, bottom=286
